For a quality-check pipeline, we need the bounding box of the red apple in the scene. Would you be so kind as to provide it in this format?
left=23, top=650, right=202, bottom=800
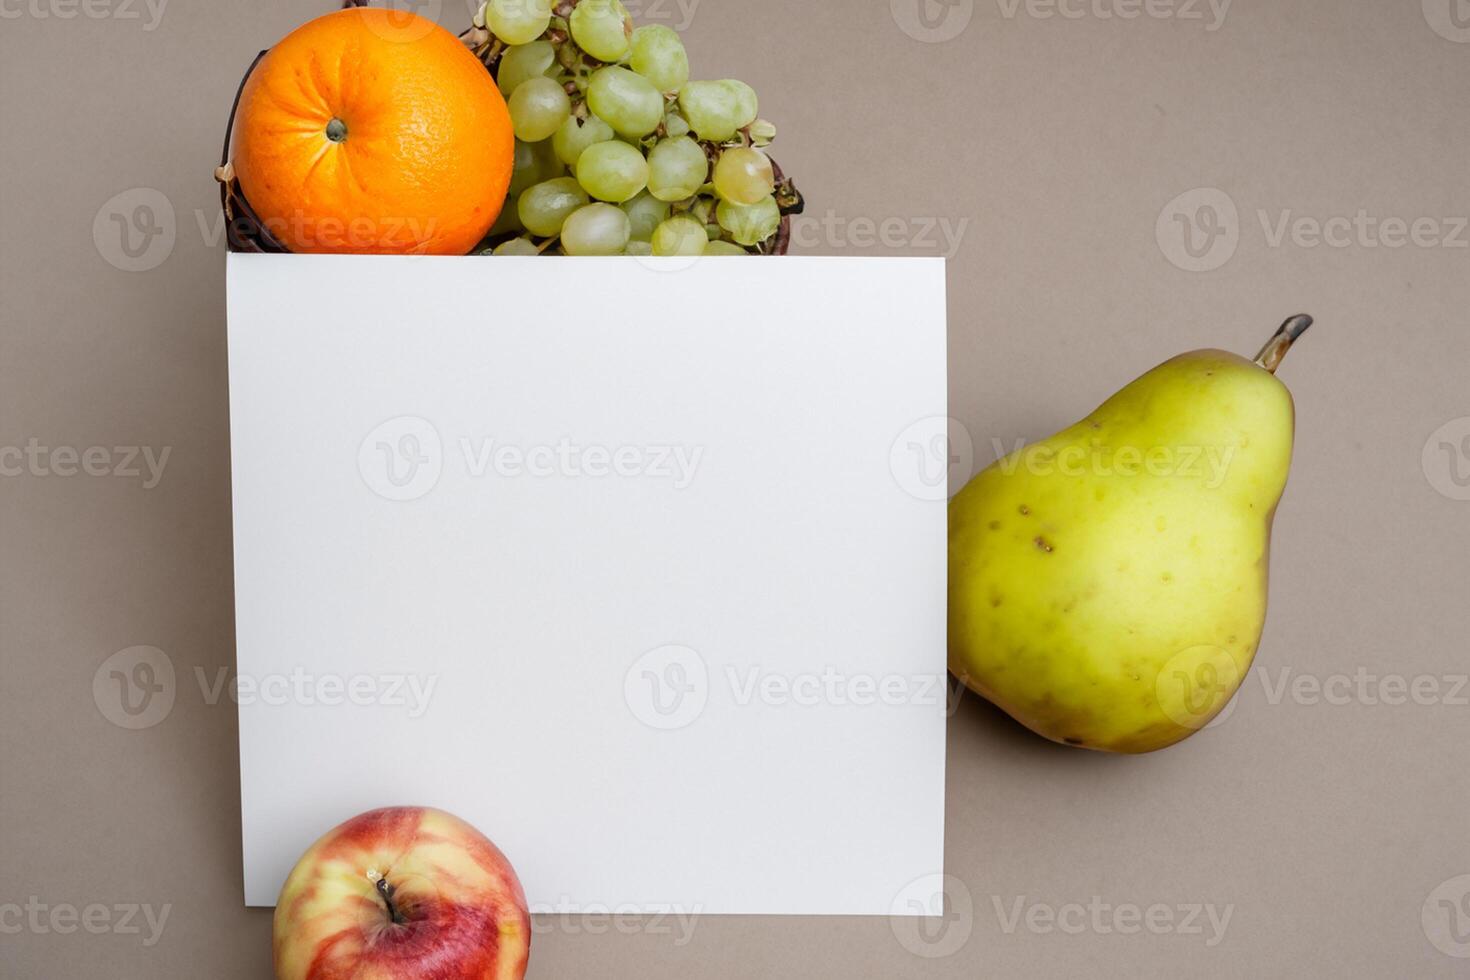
left=273, top=806, right=531, bottom=979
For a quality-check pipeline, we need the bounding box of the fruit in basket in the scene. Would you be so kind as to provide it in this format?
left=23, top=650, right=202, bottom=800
left=508, top=75, right=571, bottom=142
left=465, top=0, right=801, bottom=255
left=273, top=806, right=530, bottom=980
left=647, top=137, right=707, bottom=201
left=576, top=141, right=649, bottom=202
left=560, top=202, right=630, bottom=254
left=484, top=0, right=553, bottom=45
left=713, top=148, right=775, bottom=205
left=585, top=66, right=664, bottom=137
left=231, top=7, right=515, bottom=255
left=569, top=0, right=634, bottom=61
left=518, top=176, right=588, bottom=237
left=948, top=317, right=1314, bottom=754
left=629, top=25, right=690, bottom=92
left=678, top=80, right=758, bottom=142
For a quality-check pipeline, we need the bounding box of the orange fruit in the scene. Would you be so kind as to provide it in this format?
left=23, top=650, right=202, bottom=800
left=231, top=7, right=513, bottom=255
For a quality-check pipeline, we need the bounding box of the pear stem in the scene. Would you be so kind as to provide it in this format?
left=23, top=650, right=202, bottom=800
left=1254, top=315, right=1313, bottom=374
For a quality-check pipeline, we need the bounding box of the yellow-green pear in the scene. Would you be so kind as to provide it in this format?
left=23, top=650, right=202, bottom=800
left=949, top=316, right=1313, bottom=753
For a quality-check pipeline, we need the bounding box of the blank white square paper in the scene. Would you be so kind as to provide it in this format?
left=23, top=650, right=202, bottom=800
left=228, top=253, right=948, bottom=915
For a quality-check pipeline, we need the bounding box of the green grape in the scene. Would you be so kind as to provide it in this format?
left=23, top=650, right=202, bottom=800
left=651, top=215, right=708, bottom=257
left=517, top=176, right=590, bottom=237
left=586, top=66, right=663, bottom=138
left=677, top=81, right=740, bottom=141
left=678, top=80, right=760, bottom=141
left=747, top=118, right=777, bottom=146
left=629, top=25, right=689, bottom=93
left=508, top=138, right=564, bottom=196
left=497, top=41, right=556, bottom=96
left=703, top=239, right=748, bottom=256
left=724, top=80, right=759, bottom=129
left=712, top=147, right=774, bottom=205
left=622, top=191, right=671, bottom=241
left=552, top=114, right=615, bottom=167
left=508, top=76, right=571, bottom=142
left=663, top=112, right=690, bottom=138
left=494, top=236, right=540, bottom=255
left=486, top=0, right=551, bottom=45
left=645, top=136, right=708, bottom=202
left=716, top=194, right=780, bottom=246
left=574, top=140, right=649, bottom=203
left=561, top=203, right=631, bottom=255
left=624, top=239, right=654, bottom=256
left=568, top=0, right=632, bottom=62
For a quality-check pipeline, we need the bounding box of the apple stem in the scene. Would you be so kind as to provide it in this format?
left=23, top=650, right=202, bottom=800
left=375, top=875, right=404, bottom=926
left=1254, top=314, right=1313, bottom=375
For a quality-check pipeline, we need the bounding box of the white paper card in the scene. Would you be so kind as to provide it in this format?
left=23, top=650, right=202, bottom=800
left=228, top=253, right=948, bottom=915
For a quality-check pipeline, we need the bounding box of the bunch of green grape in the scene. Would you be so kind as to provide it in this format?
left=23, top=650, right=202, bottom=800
left=466, top=0, right=800, bottom=256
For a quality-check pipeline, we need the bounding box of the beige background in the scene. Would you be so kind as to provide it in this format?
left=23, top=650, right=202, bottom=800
left=3, top=0, right=1470, bottom=976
